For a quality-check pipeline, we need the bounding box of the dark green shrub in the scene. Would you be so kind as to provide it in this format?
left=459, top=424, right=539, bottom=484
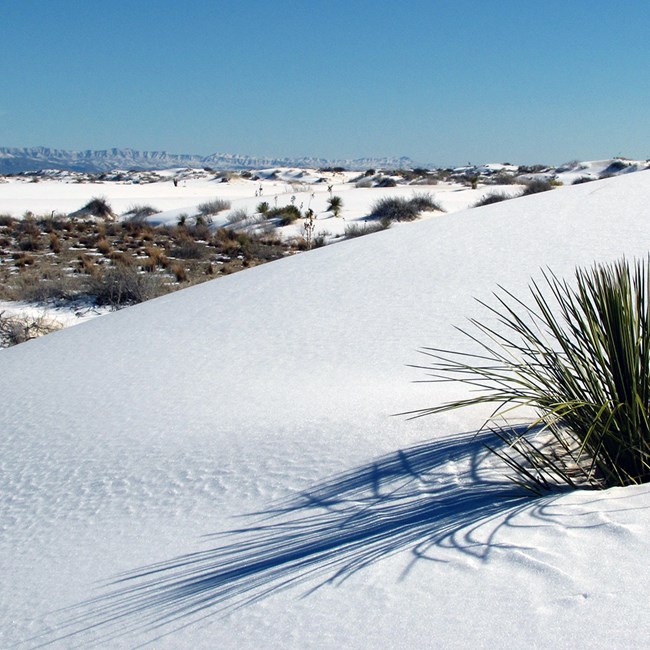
left=410, top=257, right=650, bottom=493
left=369, top=197, right=418, bottom=222
left=267, top=205, right=301, bottom=226
left=327, top=195, right=343, bottom=216
left=409, top=192, right=443, bottom=212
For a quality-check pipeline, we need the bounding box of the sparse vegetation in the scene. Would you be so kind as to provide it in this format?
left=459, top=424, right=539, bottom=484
left=0, top=213, right=298, bottom=320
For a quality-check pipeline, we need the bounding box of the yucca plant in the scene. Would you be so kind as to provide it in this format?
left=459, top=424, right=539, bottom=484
left=327, top=195, right=343, bottom=217
left=410, top=257, right=650, bottom=493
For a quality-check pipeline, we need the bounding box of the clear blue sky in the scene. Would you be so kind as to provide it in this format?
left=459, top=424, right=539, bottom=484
left=2, top=0, right=649, bottom=166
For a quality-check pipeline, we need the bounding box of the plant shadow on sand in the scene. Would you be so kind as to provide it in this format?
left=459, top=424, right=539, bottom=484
left=48, top=427, right=578, bottom=646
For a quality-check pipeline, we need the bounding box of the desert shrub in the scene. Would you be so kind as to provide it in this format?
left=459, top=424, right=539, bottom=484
left=197, top=198, right=231, bottom=216
left=410, top=257, right=650, bottom=493
left=170, top=238, right=206, bottom=259
left=473, top=192, right=511, bottom=207
left=257, top=201, right=270, bottom=215
left=125, top=204, right=159, bottom=220
left=345, top=220, right=391, bottom=238
left=18, top=234, right=42, bottom=251
left=227, top=208, right=249, bottom=225
left=189, top=222, right=212, bottom=241
left=369, top=197, right=419, bottom=222
left=522, top=178, right=553, bottom=195
left=327, top=195, right=343, bottom=217
left=86, top=264, right=168, bottom=307
left=14, top=253, right=35, bottom=267
left=267, top=205, right=301, bottom=226
left=375, top=176, right=397, bottom=188
left=409, top=192, right=443, bottom=212
left=0, top=214, right=14, bottom=227
left=8, top=271, right=79, bottom=302
left=0, top=310, right=63, bottom=347
left=81, top=196, right=114, bottom=219
left=572, top=176, right=595, bottom=185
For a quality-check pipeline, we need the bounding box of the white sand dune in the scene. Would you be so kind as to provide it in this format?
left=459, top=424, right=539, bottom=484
left=2, top=171, right=650, bottom=648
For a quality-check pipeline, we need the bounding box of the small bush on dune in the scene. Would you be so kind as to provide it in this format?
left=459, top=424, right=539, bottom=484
left=473, top=192, right=511, bottom=207
left=370, top=194, right=444, bottom=222
left=197, top=198, right=231, bottom=216
left=267, top=204, right=302, bottom=226
left=522, top=178, right=553, bottom=195
left=81, top=196, right=114, bottom=220
left=370, top=197, right=418, bottom=222
left=125, top=204, right=159, bottom=220
left=344, top=219, right=391, bottom=238
left=410, top=257, right=650, bottom=493
left=409, top=192, right=443, bottom=212
left=227, top=208, right=249, bottom=225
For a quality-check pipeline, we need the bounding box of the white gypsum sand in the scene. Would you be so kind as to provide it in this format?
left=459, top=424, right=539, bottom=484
left=1, top=171, right=650, bottom=648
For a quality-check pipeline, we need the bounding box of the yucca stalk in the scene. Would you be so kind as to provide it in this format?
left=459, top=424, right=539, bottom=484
left=409, top=257, right=650, bottom=491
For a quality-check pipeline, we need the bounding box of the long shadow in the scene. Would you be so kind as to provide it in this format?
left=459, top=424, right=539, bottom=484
left=44, top=427, right=562, bottom=647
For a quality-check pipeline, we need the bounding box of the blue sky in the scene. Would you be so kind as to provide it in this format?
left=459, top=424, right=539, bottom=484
left=2, top=0, right=649, bottom=166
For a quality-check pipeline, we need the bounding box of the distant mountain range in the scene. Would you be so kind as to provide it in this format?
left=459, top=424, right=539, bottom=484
left=0, top=147, right=416, bottom=174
